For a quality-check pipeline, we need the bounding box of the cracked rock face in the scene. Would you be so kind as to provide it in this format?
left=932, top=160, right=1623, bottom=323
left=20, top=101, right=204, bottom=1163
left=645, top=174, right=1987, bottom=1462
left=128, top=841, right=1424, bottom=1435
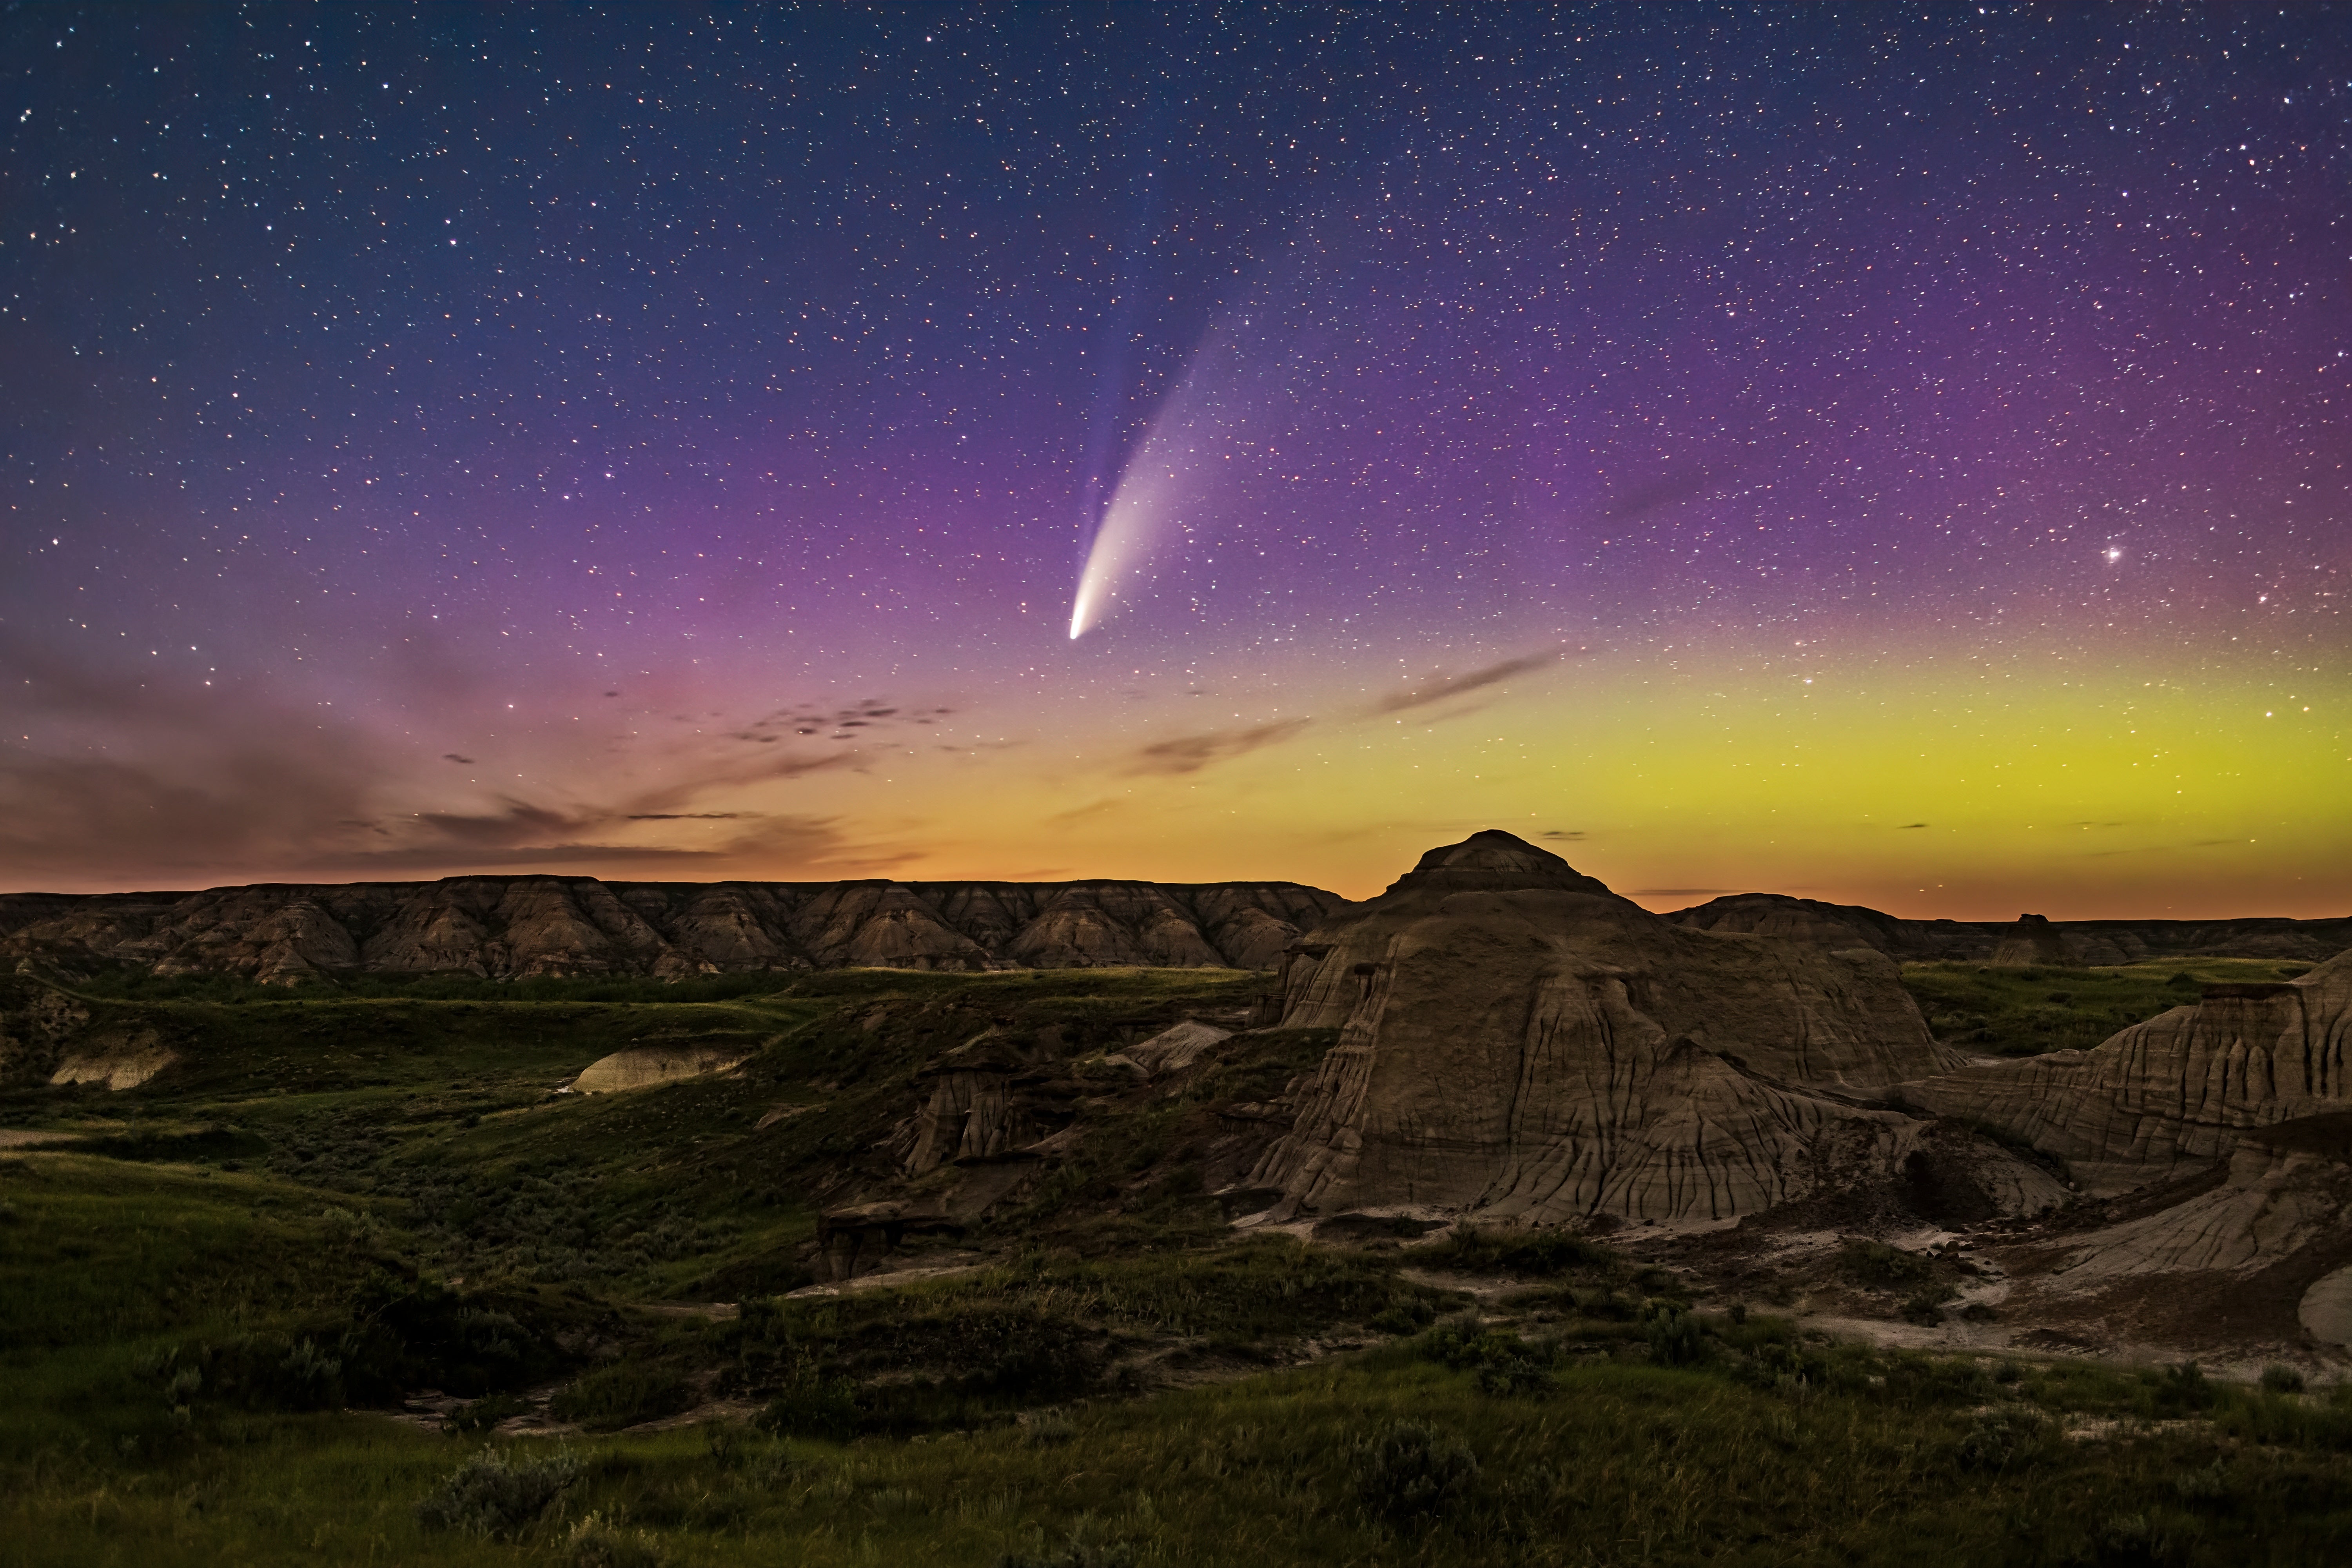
left=1896, top=953, right=2352, bottom=1197
left=0, top=876, right=1350, bottom=983
left=1247, top=831, right=2031, bottom=1225
left=1977, top=1113, right=2352, bottom=1354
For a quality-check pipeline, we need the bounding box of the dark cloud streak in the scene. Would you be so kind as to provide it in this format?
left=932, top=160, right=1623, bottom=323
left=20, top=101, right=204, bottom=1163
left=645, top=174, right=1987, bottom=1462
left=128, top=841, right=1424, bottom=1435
left=1127, top=719, right=1312, bottom=776
left=1369, top=652, right=1564, bottom=716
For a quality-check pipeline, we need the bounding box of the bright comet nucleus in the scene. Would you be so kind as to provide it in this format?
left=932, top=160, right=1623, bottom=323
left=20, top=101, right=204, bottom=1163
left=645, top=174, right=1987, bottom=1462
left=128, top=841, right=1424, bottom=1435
left=1068, top=485, right=1152, bottom=639
left=1067, top=418, right=1195, bottom=639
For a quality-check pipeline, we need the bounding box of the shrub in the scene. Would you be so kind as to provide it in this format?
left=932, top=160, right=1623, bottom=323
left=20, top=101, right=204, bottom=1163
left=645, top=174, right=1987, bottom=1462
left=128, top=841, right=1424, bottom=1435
left=453, top=1392, right=531, bottom=1434
left=1019, top=1408, right=1078, bottom=1445
left=755, top=1378, right=864, bottom=1441
left=1368, top=1298, right=1438, bottom=1335
left=566, top=1513, right=664, bottom=1568
left=997, top=1538, right=1136, bottom=1568
left=1475, top=1356, right=1555, bottom=1396
left=1418, top=1311, right=1556, bottom=1391
left=1902, top=1285, right=1958, bottom=1325
left=2170, top=1461, right=2233, bottom=1508
left=1423, top=1225, right=1612, bottom=1277
left=1356, top=1418, right=1479, bottom=1528
left=1643, top=1302, right=1709, bottom=1368
left=414, top=1447, right=581, bottom=1538
left=175, top=1332, right=345, bottom=1411
left=1840, top=1240, right=1932, bottom=1288
left=550, top=1361, right=693, bottom=1432
left=2152, top=1361, right=2215, bottom=1416
left=701, top=1421, right=746, bottom=1468
left=2262, top=1364, right=2308, bottom=1396
left=744, top=1443, right=799, bottom=1489
left=1956, top=1405, right=2046, bottom=1472
left=2095, top=1509, right=2185, bottom=1566
left=1741, top=1339, right=1829, bottom=1398
left=1883, top=1354, right=1992, bottom=1408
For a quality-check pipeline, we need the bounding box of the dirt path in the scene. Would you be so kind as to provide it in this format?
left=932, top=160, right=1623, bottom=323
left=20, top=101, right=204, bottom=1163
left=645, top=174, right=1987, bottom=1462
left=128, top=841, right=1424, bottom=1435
left=786, top=1257, right=988, bottom=1298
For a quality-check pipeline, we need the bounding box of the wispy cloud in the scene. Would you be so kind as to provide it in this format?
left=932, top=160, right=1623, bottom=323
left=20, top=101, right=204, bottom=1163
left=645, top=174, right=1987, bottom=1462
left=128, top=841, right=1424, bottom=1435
left=0, top=629, right=920, bottom=888
left=1047, top=797, right=1127, bottom=823
left=334, top=813, right=854, bottom=873
left=1127, top=718, right=1312, bottom=776
left=1368, top=650, right=1563, bottom=716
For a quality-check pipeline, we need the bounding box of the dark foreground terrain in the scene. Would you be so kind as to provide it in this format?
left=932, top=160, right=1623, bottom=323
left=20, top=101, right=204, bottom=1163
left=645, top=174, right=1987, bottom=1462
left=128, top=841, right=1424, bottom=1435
left=5, top=960, right=2351, bottom=1566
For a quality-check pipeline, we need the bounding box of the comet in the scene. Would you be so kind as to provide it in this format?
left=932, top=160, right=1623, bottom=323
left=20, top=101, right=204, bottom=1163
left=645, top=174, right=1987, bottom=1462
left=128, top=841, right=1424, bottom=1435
left=1069, top=462, right=1174, bottom=639
left=1067, top=331, right=1245, bottom=640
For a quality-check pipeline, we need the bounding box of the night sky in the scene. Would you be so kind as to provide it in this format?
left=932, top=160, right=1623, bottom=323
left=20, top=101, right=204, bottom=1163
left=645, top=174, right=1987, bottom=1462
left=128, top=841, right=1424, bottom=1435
left=3, top=5, right=2345, bottom=916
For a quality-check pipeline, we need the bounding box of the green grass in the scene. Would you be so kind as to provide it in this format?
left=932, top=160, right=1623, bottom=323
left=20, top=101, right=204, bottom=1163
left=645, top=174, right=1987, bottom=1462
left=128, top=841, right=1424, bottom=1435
left=1901, top=957, right=2313, bottom=1057
left=0, top=1155, right=381, bottom=1352
left=8, top=1351, right=2352, bottom=1566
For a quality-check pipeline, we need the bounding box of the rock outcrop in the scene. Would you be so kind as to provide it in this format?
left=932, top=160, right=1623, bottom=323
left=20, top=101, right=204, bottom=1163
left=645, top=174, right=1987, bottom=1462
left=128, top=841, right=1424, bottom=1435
left=0, top=973, right=177, bottom=1090
left=1962, top=1111, right=2352, bottom=1355
left=1987, top=913, right=2084, bottom=968
left=1243, top=831, right=2060, bottom=1225
left=1895, top=954, right=2352, bottom=1196
left=570, top=1043, right=755, bottom=1094
left=1112, top=1020, right=1232, bottom=1076
left=1843, top=950, right=2352, bottom=1354
left=49, top=1038, right=176, bottom=1090
left=0, top=973, right=96, bottom=1085
left=0, top=876, right=1349, bottom=984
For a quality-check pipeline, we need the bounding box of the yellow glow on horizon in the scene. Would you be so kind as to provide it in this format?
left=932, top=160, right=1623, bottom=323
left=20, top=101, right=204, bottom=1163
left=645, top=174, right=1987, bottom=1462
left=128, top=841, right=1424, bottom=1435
left=726, top=647, right=2345, bottom=922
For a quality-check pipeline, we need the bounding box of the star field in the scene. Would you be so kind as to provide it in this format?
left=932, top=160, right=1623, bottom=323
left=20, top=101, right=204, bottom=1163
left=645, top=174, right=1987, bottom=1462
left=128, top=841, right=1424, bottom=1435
left=1, top=5, right=2345, bottom=915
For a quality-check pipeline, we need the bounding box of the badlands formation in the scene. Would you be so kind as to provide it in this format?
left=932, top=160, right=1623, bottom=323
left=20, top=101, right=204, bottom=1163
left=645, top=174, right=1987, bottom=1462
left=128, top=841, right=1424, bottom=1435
left=2, top=867, right=2342, bottom=990
left=1246, top=833, right=2352, bottom=1357
left=1246, top=831, right=2051, bottom=1224
left=9, top=830, right=2351, bottom=1360
left=0, top=876, right=1343, bottom=982
left=838, top=831, right=2352, bottom=1359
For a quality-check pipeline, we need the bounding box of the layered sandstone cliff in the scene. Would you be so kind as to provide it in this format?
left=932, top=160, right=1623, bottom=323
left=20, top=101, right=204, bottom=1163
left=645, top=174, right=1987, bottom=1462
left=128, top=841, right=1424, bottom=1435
left=1243, top=831, right=2062, bottom=1225
left=1895, top=954, right=2352, bottom=1196
left=0, top=876, right=1346, bottom=982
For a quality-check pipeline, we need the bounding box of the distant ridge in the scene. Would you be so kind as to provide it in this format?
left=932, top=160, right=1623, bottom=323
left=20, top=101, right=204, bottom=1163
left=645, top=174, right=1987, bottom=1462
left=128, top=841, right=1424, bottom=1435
left=1664, top=892, right=2352, bottom=964
left=0, top=876, right=1350, bottom=984
left=4, top=855, right=2343, bottom=985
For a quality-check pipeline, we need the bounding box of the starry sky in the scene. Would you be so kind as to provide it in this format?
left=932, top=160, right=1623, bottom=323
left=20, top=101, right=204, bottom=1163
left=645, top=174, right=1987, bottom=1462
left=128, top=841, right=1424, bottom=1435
left=2, top=4, right=2346, bottom=916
